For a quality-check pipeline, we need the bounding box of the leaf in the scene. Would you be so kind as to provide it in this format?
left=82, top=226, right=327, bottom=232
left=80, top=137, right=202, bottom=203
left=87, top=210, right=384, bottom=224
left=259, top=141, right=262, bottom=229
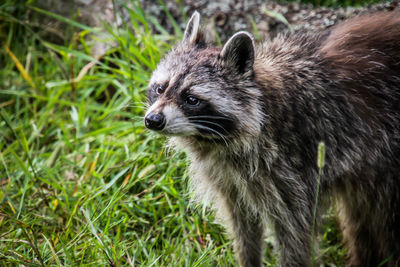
left=4, top=44, right=36, bottom=89
left=52, top=198, right=59, bottom=211
left=30, top=6, right=97, bottom=32
left=91, top=167, right=130, bottom=199
left=263, top=8, right=294, bottom=34
left=122, top=172, right=132, bottom=187
left=8, top=201, right=16, bottom=214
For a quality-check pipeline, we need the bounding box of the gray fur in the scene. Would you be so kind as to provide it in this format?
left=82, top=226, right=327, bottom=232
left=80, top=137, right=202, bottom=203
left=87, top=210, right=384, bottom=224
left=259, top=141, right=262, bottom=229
left=145, top=11, right=400, bottom=267
left=183, top=11, right=200, bottom=45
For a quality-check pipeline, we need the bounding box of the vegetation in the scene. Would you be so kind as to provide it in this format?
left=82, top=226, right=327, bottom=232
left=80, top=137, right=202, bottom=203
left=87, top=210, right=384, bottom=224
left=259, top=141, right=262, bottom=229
left=0, top=1, right=355, bottom=266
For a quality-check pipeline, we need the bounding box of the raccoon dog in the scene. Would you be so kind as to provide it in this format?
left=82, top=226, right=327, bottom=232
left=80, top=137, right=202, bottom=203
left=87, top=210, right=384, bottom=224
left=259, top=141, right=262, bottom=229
left=144, top=11, right=400, bottom=267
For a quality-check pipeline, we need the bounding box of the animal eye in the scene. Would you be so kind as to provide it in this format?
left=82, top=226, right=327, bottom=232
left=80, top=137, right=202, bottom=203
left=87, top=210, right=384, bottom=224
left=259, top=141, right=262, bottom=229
left=186, top=95, right=200, bottom=106
left=155, top=85, right=165, bottom=95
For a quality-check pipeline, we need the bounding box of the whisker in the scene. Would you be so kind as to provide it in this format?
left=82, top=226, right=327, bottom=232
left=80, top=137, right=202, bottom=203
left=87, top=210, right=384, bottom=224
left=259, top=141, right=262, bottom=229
left=170, top=123, right=222, bottom=145
left=145, top=118, right=232, bottom=147
left=188, top=119, right=228, bottom=134
left=164, top=122, right=195, bottom=133
left=187, top=115, right=234, bottom=121
left=190, top=123, right=230, bottom=147
left=164, top=122, right=229, bottom=146
left=131, top=116, right=145, bottom=122
left=133, top=101, right=149, bottom=105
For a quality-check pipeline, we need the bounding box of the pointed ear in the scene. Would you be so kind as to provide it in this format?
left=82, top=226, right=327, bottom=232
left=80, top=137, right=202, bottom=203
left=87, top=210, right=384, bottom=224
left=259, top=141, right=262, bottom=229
left=220, top=31, right=255, bottom=74
left=183, top=11, right=201, bottom=45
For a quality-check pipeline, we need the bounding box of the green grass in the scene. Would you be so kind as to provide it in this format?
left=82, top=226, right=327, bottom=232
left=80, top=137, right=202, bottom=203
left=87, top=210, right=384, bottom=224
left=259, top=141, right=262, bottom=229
left=0, top=1, right=346, bottom=266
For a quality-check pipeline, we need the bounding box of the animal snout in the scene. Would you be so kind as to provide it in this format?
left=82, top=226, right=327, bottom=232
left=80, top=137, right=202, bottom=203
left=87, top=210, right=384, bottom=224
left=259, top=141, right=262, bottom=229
left=145, top=112, right=166, bottom=131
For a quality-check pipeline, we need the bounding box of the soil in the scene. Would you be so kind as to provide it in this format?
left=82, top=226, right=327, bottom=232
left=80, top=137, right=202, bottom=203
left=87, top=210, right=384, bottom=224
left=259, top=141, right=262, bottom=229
left=33, top=0, right=399, bottom=55
left=142, top=0, right=399, bottom=42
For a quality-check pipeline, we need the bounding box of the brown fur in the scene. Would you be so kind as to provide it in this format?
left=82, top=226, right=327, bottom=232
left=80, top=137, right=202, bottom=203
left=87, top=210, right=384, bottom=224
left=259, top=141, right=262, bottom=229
left=145, top=11, right=400, bottom=266
left=321, top=12, right=400, bottom=126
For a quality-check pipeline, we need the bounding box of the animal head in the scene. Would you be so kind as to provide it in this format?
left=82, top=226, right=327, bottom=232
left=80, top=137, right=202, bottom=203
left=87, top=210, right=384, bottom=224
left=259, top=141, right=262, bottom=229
left=145, top=12, right=264, bottom=144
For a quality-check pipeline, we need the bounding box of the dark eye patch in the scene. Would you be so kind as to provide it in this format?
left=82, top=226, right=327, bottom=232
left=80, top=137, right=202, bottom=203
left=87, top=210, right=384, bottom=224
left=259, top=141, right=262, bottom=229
left=185, top=95, right=200, bottom=106
left=179, top=98, right=237, bottom=138
left=147, top=82, right=169, bottom=104
left=156, top=85, right=165, bottom=95
left=179, top=90, right=201, bottom=106
left=147, top=85, right=158, bottom=104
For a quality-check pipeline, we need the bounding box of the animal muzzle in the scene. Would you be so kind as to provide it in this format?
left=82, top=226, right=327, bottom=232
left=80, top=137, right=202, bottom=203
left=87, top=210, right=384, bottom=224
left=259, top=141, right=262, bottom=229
left=145, top=112, right=166, bottom=131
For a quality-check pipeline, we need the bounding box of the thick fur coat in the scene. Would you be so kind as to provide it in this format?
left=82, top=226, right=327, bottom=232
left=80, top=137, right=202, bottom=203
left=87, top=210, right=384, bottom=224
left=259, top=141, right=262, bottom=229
left=145, top=11, right=400, bottom=267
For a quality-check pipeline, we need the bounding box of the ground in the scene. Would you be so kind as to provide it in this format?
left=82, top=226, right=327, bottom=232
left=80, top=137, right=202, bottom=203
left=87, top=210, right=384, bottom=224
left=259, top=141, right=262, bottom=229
left=0, top=1, right=397, bottom=266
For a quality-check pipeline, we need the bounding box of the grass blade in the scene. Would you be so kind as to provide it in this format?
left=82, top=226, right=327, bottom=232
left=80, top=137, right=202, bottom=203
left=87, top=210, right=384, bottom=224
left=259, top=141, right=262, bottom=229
left=4, top=44, right=36, bottom=89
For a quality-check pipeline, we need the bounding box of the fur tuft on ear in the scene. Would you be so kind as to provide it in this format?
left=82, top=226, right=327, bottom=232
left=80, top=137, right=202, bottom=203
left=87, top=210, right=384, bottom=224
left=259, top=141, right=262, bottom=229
left=220, top=31, right=255, bottom=74
left=183, top=11, right=201, bottom=45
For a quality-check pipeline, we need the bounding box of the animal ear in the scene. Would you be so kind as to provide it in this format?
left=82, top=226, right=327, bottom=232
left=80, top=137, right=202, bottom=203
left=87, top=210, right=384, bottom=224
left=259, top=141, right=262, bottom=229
left=183, top=11, right=201, bottom=45
left=220, top=31, right=255, bottom=74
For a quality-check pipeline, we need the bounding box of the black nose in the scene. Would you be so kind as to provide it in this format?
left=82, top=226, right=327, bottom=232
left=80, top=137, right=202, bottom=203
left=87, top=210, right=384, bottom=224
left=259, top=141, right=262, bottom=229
left=145, top=113, right=166, bottom=131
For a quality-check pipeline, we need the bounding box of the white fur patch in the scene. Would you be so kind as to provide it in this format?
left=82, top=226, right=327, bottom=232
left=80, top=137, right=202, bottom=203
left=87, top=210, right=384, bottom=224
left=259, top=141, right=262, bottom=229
left=162, top=104, right=197, bottom=135
left=150, top=65, right=169, bottom=86
left=147, top=102, right=197, bottom=136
